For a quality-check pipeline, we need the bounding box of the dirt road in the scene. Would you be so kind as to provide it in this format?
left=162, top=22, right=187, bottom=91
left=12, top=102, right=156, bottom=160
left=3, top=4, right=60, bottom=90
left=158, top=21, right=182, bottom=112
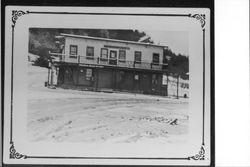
left=27, top=65, right=188, bottom=143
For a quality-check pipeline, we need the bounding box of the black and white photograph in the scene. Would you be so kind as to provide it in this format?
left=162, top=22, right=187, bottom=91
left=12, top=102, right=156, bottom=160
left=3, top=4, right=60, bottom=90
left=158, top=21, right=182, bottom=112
left=2, top=5, right=213, bottom=166
left=28, top=28, right=189, bottom=143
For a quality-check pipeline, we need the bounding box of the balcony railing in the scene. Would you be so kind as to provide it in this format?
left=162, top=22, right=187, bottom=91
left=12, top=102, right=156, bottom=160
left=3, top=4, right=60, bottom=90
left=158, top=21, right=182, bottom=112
left=49, top=52, right=167, bottom=71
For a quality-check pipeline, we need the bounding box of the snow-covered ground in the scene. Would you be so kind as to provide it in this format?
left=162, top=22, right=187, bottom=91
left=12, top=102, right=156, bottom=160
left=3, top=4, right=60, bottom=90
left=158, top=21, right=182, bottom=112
left=27, top=65, right=189, bottom=143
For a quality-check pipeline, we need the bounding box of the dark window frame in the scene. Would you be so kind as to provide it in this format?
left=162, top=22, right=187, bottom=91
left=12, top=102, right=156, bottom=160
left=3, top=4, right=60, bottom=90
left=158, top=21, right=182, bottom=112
left=134, top=51, right=142, bottom=64
left=100, top=48, right=108, bottom=60
left=152, top=53, right=160, bottom=65
left=69, top=45, right=78, bottom=58
left=109, top=50, right=118, bottom=65
left=86, top=46, right=94, bottom=59
left=119, top=50, right=126, bottom=62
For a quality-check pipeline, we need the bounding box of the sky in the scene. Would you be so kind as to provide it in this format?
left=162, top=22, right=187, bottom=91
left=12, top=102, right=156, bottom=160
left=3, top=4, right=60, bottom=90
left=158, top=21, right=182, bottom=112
left=143, top=30, right=189, bottom=56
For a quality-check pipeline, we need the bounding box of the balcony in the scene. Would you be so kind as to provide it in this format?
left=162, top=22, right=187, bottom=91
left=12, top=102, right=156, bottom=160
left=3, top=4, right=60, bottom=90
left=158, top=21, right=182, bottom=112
left=50, top=52, right=167, bottom=71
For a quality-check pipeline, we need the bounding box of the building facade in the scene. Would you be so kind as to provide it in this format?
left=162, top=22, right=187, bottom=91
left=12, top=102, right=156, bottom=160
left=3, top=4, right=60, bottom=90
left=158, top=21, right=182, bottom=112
left=48, top=33, right=188, bottom=97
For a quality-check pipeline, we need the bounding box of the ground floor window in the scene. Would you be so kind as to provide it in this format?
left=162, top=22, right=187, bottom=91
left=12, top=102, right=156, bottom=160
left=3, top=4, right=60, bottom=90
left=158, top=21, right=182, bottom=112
left=152, top=74, right=158, bottom=84
left=64, top=67, right=74, bottom=83
left=119, top=71, right=125, bottom=81
left=86, top=68, right=92, bottom=80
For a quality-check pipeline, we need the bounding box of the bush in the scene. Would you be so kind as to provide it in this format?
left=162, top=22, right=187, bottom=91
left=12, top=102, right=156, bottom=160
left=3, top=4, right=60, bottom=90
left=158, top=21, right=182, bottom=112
left=34, top=56, right=49, bottom=68
left=31, top=45, right=51, bottom=68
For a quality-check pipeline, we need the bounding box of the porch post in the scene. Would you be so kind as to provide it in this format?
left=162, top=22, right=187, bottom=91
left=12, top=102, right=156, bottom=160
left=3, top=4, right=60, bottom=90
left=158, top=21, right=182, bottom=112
left=47, top=66, right=50, bottom=87
left=51, top=64, right=54, bottom=86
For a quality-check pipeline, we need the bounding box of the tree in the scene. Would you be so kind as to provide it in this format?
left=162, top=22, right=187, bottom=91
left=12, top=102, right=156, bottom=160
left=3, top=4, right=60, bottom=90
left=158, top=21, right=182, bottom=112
left=163, top=48, right=189, bottom=79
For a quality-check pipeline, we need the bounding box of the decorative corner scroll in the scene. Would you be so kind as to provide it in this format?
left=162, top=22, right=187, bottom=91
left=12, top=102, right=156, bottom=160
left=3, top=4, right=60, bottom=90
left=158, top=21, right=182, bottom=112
left=188, top=145, right=205, bottom=160
left=189, top=14, right=206, bottom=28
left=12, top=10, right=29, bottom=27
left=9, top=142, right=27, bottom=159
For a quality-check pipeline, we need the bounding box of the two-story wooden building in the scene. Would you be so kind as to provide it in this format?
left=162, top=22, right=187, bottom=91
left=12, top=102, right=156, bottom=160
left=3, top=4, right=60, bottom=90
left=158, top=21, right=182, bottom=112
left=49, top=33, right=169, bottom=95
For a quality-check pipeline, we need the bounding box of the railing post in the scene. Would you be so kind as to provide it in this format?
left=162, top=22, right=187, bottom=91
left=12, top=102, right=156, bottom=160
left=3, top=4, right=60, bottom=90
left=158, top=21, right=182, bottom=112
left=78, top=55, right=80, bottom=63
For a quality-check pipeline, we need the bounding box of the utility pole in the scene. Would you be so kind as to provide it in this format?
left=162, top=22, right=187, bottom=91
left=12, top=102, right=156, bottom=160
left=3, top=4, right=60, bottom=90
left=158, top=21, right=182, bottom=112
left=166, top=72, right=169, bottom=96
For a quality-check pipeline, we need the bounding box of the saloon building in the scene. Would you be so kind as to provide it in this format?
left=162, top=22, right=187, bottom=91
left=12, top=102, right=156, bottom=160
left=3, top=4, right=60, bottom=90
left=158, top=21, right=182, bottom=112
left=49, top=33, right=174, bottom=96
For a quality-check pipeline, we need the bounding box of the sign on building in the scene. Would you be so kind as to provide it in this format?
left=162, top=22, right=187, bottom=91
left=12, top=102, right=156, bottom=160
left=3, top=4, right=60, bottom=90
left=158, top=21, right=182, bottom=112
left=162, top=74, right=168, bottom=85
left=86, top=68, right=92, bottom=80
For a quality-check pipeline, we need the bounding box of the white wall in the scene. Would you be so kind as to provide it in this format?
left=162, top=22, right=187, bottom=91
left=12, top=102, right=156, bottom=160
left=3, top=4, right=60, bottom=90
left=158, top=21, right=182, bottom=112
left=215, top=0, right=250, bottom=166
left=167, top=76, right=189, bottom=97
left=64, top=36, right=164, bottom=64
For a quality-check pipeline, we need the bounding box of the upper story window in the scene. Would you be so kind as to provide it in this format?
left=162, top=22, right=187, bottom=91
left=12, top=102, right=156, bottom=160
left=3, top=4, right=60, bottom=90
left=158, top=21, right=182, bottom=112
left=100, top=48, right=108, bottom=59
left=69, top=45, right=78, bottom=56
left=86, top=46, right=94, bottom=58
left=134, top=51, right=142, bottom=63
left=119, top=50, right=126, bottom=62
left=152, top=53, right=160, bottom=65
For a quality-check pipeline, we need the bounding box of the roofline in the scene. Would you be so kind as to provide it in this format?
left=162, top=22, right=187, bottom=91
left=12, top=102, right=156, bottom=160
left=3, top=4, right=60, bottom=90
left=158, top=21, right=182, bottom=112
left=60, top=33, right=167, bottom=48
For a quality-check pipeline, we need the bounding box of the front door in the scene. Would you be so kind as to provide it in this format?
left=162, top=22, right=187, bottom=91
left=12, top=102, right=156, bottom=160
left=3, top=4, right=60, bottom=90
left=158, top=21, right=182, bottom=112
left=140, top=74, right=151, bottom=91
left=109, top=50, right=117, bottom=65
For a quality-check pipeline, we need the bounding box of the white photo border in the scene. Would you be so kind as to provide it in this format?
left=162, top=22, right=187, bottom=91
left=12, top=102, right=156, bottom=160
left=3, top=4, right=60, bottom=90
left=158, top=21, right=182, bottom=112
left=4, top=7, right=212, bottom=166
